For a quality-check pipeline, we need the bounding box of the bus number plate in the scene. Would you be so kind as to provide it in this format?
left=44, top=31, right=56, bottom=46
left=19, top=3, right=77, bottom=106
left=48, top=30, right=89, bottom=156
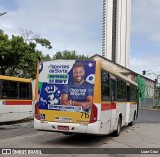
left=58, top=126, right=69, bottom=131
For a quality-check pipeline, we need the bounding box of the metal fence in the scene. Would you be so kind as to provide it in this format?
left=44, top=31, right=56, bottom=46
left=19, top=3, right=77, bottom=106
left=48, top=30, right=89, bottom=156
left=140, top=98, right=154, bottom=107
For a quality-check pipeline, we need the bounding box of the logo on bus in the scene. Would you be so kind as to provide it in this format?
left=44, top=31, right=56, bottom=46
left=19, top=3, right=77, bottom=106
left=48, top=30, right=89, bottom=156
left=2, top=101, right=6, bottom=105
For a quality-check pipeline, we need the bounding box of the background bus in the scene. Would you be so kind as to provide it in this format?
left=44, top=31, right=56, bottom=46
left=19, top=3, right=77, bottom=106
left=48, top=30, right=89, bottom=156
left=34, top=59, right=139, bottom=136
left=0, top=75, right=33, bottom=122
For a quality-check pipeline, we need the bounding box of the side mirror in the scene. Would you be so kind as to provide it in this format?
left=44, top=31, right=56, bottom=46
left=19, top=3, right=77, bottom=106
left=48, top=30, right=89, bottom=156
left=139, top=91, right=142, bottom=98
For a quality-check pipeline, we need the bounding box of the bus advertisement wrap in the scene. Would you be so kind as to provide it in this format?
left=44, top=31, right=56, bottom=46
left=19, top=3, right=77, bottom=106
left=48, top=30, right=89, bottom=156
left=37, top=60, right=96, bottom=123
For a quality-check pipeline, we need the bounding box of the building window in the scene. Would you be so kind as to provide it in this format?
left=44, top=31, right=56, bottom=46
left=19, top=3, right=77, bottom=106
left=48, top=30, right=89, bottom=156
left=112, top=0, right=117, bottom=63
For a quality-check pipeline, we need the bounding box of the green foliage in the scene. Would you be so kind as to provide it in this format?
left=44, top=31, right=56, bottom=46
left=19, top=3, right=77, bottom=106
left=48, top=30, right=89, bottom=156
left=155, top=85, right=160, bottom=93
left=0, top=31, right=42, bottom=79
left=136, top=75, right=146, bottom=101
left=41, top=54, right=52, bottom=61
left=53, top=50, right=89, bottom=59
left=35, top=38, right=52, bottom=49
left=19, top=28, right=52, bottom=50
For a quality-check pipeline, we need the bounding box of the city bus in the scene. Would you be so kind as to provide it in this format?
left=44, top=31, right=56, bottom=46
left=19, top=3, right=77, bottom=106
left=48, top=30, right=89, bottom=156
left=0, top=75, right=33, bottom=122
left=34, top=59, right=139, bottom=136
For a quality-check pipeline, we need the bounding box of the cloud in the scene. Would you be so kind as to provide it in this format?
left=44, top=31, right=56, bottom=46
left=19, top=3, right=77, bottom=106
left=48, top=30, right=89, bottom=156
left=0, top=0, right=103, bottom=56
left=130, top=0, right=160, bottom=79
left=130, top=51, right=160, bottom=80
left=131, top=0, right=160, bottom=44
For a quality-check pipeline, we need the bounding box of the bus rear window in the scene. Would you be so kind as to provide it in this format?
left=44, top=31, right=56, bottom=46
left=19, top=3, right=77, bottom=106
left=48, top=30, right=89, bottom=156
left=0, top=80, right=32, bottom=99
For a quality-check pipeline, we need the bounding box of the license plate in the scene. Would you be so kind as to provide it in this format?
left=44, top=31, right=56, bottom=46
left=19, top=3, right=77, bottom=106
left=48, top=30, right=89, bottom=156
left=58, top=126, right=69, bottom=131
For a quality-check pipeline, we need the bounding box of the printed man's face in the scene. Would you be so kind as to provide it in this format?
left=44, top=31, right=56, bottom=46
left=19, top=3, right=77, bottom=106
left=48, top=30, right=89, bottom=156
left=73, top=67, right=85, bottom=84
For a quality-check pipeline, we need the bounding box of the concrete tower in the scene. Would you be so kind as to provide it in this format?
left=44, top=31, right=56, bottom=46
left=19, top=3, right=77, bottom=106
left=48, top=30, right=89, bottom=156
left=102, top=0, right=131, bottom=68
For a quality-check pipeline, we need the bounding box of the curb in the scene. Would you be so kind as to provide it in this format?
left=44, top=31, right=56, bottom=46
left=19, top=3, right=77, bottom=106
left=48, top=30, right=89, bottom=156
left=140, top=107, right=160, bottom=112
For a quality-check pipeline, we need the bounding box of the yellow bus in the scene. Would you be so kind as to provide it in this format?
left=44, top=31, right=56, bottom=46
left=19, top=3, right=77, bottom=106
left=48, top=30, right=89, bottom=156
left=0, top=75, right=33, bottom=122
left=34, top=59, right=139, bottom=136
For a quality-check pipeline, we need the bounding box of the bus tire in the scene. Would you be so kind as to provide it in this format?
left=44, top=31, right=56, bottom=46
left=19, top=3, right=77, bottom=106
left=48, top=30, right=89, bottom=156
left=114, top=116, right=122, bottom=137
left=63, top=132, right=73, bottom=135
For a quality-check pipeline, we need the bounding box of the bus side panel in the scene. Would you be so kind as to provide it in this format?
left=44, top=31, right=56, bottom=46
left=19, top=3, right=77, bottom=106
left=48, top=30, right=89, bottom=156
left=125, top=103, right=130, bottom=125
left=125, top=102, right=137, bottom=125
left=98, top=102, right=112, bottom=135
left=99, top=110, right=111, bottom=135
left=128, top=102, right=137, bottom=123
left=19, top=101, right=33, bottom=120
left=116, top=102, right=127, bottom=127
left=0, top=100, right=19, bottom=122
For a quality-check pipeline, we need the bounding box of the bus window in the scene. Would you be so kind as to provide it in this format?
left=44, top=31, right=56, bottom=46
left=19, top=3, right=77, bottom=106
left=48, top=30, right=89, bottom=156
left=127, top=85, right=130, bottom=101
left=101, top=69, right=110, bottom=101
left=110, top=79, right=116, bottom=102
left=19, top=82, right=32, bottom=99
left=117, top=78, right=127, bottom=101
left=2, top=80, right=18, bottom=99
left=130, top=85, right=137, bottom=101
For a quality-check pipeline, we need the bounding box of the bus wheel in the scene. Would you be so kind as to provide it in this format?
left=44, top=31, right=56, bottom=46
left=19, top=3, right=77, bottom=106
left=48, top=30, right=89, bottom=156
left=63, top=132, right=73, bottom=135
left=114, top=117, right=122, bottom=137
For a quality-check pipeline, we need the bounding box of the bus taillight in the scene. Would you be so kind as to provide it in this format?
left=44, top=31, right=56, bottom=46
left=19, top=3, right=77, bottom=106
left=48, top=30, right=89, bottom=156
left=89, top=104, right=98, bottom=123
left=35, top=101, right=40, bottom=120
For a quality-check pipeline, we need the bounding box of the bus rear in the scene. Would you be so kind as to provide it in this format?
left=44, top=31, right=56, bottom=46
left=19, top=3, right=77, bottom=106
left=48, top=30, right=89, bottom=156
left=34, top=60, right=101, bottom=134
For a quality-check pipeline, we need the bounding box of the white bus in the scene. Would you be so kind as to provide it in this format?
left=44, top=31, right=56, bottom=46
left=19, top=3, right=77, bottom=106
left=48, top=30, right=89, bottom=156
left=0, top=75, right=33, bottom=122
left=34, top=59, right=139, bottom=136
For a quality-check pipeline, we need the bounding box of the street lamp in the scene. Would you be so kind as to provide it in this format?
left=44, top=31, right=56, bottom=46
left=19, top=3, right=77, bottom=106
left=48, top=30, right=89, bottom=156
left=142, top=70, right=160, bottom=86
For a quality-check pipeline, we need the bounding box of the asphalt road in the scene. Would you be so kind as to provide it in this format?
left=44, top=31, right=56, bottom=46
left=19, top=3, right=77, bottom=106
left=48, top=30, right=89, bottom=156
left=137, top=109, right=160, bottom=123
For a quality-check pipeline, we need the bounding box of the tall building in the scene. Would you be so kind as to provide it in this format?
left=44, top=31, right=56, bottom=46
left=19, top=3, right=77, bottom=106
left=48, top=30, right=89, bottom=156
left=102, top=0, right=131, bottom=68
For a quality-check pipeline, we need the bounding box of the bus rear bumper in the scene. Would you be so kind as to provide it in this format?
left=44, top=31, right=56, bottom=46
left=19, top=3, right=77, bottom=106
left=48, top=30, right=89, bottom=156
left=34, top=118, right=88, bottom=133
left=34, top=118, right=101, bottom=134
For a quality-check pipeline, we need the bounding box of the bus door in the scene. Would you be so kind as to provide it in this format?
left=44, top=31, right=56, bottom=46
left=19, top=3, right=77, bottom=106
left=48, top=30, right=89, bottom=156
left=110, top=79, right=116, bottom=131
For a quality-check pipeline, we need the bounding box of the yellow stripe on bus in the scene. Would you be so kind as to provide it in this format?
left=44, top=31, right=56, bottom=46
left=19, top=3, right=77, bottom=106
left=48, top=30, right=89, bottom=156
left=93, top=61, right=101, bottom=103
left=39, top=109, right=91, bottom=124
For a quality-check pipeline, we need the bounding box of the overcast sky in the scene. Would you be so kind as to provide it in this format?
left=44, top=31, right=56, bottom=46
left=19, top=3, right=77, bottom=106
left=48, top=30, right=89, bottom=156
left=0, top=0, right=160, bottom=80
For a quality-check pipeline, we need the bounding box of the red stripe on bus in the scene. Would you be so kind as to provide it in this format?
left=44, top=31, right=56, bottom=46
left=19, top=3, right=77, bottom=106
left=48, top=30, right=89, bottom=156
left=101, top=103, right=116, bottom=111
left=5, top=101, right=32, bottom=105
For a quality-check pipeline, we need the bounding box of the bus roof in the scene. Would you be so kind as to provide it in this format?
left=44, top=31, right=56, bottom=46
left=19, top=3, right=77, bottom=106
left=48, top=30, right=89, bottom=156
left=0, top=75, right=32, bottom=83
left=97, top=61, right=138, bottom=87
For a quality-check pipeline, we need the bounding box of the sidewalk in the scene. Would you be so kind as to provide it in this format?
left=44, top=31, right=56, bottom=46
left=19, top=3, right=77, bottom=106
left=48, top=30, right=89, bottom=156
left=140, top=106, right=160, bottom=112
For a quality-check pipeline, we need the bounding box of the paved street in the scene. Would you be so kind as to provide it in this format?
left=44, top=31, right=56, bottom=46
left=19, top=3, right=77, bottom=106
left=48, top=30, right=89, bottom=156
left=0, top=109, right=160, bottom=157
left=137, top=109, right=160, bottom=123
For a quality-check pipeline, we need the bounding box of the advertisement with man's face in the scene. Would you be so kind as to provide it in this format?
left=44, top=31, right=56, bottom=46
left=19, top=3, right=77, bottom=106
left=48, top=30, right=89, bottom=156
left=38, top=60, right=96, bottom=123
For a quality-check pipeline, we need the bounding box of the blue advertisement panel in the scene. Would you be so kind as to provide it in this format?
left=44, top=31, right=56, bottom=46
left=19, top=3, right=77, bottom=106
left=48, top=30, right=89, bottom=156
left=38, top=60, right=96, bottom=113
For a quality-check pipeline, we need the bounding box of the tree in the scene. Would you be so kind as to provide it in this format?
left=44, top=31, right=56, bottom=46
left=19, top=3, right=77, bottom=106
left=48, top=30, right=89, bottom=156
left=53, top=50, right=89, bottom=59
left=19, top=28, right=52, bottom=49
left=0, top=31, right=11, bottom=75
left=156, top=85, right=160, bottom=91
left=41, top=54, right=52, bottom=61
left=0, top=31, right=45, bottom=78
